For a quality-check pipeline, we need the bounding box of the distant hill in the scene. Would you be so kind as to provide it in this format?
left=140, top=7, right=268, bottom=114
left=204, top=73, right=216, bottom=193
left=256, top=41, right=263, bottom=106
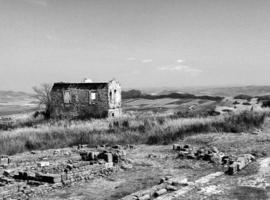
left=193, top=86, right=270, bottom=97
left=122, top=89, right=143, bottom=99
left=0, top=90, right=32, bottom=103
left=0, top=91, right=37, bottom=116
left=122, top=90, right=223, bottom=101
left=139, top=86, right=270, bottom=97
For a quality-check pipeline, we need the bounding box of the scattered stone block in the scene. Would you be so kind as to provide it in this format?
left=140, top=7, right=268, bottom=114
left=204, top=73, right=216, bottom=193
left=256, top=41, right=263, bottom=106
left=244, top=154, right=255, bottom=162
left=98, top=152, right=113, bottom=163
left=173, top=144, right=181, bottom=150
left=138, top=194, right=151, bottom=200
left=166, top=185, right=177, bottom=191
left=61, top=173, right=67, bottom=182
left=80, top=152, right=88, bottom=161
left=121, top=163, right=133, bottom=170
left=18, top=171, right=28, bottom=180
left=35, top=173, right=61, bottom=184
left=104, top=162, right=113, bottom=168
left=186, top=152, right=196, bottom=159
left=227, top=163, right=238, bottom=175
left=37, top=161, right=50, bottom=167
left=211, top=153, right=225, bottom=164
left=178, top=151, right=189, bottom=158
left=236, top=157, right=246, bottom=170
left=3, top=170, right=14, bottom=177
left=154, top=188, right=167, bottom=197
left=0, top=156, right=9, bottom=166
left=89, top=152, right=99, bottom=161
left=170, top=177, right=188, bottom=186
left=210, top=146, right=219, bottom=153
left=112, top=145, right=122, bottom=149
left=66, top=164, right=73, bottom=171
left=128, top=145, right=135, bottom=149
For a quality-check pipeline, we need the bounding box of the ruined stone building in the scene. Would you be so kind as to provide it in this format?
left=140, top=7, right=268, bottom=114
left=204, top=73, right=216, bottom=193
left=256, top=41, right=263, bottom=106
left=50, top=79, right=121, bottom=118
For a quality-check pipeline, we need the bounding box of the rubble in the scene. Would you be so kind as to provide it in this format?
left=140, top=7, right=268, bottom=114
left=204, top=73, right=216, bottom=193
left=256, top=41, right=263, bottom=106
left=120, top=176, right=189, bottom=200
left=0, top=144, right=132, bottom=199
left=173, top=144, right=256, bottom=175
left=120, top=172, right=225, bottom=200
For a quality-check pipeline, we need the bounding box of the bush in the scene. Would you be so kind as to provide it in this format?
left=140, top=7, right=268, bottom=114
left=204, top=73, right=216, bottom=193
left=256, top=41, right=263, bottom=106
left=233, top=101, right=240, bottom=105
left=262, top=100, right=270, bottom=108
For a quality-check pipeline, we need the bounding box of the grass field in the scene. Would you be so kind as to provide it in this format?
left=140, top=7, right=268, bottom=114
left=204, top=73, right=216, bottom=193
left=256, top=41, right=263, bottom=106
left=0, top=109, right=267, bottom=155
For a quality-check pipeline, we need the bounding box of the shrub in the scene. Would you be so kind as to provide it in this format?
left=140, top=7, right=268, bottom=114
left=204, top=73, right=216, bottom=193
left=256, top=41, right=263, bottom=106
left=233, top=101, right=240, bottom=105
left=262, top=100, right=270, bottom=108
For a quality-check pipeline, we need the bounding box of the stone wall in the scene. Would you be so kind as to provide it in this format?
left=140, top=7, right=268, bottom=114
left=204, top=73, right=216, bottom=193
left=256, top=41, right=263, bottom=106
left=0, top=162, right=115, bottom=199
left=173, top=144, right=255, bottom=175
left=108, top=80, right=122, bottom=117
left=0, top=146, right=128, bottom=199
left=50, top=87, right=110, bottom=118
left=108, top=80, right=121, bottom=109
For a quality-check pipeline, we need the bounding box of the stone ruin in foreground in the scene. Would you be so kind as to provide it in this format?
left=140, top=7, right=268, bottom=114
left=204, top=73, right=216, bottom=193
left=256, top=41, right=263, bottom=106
left=0, top=145, right=131, bottom=199
left=120, top=144, right=256, bottom=200
left=0, top=143, right=256, bottom=200
left=172, top=144, right=255, bottom=175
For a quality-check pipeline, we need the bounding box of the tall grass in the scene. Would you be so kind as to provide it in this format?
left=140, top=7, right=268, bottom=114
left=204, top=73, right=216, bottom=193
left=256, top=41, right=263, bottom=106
left=0, top=110, right=267, bottom=155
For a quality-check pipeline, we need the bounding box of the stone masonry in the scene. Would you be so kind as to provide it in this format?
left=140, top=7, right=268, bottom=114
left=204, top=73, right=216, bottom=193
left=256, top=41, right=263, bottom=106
left=0, top=145, right=131, bottom=199
left=172, top=144, right=255, bottom=175
left=50, top=79, right=122, bottom=119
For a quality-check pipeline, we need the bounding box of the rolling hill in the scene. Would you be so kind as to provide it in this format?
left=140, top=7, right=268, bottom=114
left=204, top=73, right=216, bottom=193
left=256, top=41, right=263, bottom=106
left=0, top=91, right=37, bottom=116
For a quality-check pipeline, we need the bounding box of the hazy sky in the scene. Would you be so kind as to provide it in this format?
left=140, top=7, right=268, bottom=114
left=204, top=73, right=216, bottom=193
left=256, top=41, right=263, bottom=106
left=0, top=0, right=270, bottom=92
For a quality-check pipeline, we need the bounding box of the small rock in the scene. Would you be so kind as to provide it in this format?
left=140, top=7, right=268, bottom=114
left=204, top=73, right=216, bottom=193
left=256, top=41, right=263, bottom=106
left=121, top=163, right=133, bottom=170
left=166, top=185, right=178, bottom=191
left=154, top=188, right=167, bottom=197
left=37, top=161, right=50, bottom=167
left=138, top=194, right=151, bottom=200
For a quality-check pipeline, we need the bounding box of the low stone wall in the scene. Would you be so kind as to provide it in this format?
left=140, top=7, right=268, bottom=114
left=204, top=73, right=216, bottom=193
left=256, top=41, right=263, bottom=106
left=120, top=176, right=188, bottom=200
left=0, top=145, right=130, bottom=199
left=120, top=171, right=225, bottom=200
left=173, top=144, right=255, bottom=175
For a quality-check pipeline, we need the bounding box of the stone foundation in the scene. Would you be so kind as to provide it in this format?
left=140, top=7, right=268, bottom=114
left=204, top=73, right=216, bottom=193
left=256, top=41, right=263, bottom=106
left=173, top=144, right=255, bottom=175
left=0, top=145, right=130, bottom=199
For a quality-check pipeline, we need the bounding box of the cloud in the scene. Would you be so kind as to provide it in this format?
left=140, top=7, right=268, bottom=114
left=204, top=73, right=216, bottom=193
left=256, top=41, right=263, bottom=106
left=24, top=0, right=48, bottom=7
left=177, top=59, right=184, bottom=63
left=158, top=65, right=202, bottom=75
left=141, top=59, right=152, bottom=63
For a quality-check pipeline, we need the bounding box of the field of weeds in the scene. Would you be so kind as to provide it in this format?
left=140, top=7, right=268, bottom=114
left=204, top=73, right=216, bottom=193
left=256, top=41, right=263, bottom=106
left=0, top=109, right=268, bottom=155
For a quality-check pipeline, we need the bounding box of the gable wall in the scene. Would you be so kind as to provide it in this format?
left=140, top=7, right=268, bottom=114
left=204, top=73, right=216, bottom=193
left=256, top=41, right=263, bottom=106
left=108, top=80, right=122, bottom=109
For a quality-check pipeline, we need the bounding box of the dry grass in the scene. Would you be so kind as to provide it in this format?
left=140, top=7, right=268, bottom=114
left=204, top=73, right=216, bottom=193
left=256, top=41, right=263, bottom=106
left=0, top=110, right=268, bottom=155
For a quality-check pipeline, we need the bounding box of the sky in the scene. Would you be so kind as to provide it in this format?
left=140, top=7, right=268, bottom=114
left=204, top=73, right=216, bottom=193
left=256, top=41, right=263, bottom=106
left=0, top=0, right=270, bottom=92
